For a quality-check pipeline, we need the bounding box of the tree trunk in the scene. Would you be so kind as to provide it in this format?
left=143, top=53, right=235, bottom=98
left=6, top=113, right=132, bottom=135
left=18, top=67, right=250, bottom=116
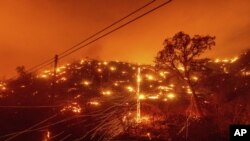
left=187, top=79, right=204, bottom=118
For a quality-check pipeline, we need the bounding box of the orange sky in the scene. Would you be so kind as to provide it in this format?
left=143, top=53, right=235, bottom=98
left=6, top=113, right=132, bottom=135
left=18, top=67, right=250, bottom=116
left=0, top=0, right=250, bottom=78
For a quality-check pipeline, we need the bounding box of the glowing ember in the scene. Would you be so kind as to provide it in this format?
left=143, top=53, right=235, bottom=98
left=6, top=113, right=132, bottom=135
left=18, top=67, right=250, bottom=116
left=214, top=58, right=220, bottom=63
left=0, top=82, right=7, bottom=91
left=192, top=76, right=198, bottom=81
left=178, top=66, right=185, bottom=71
left=146, top=74, right=154, bottom=80
left=103, top=61, right=108, bottom=65
left=110, top=66, right=116, bottom=71
left=163, top=98, right=168, bottom=102
left=113, top=82, right=119, bottom=86
left=126, top=86, right=134, bottom=92
left=146, top=132, right=152, bottom=140
left=61, top=102, right=82, bottom=114
left=159, top=71, right=169, bottom=77
left=89, top=101, right=100, bottom=106
left=41, top=74, right=48, bottom=78
left=102, top=90, right=112, bottom=96
left=121, top=71, right=127, bottom=74
left=230, top=57, right=238, bottom=63
left=43, top=130, right=51, bottom=141
left=60, top=77, right=67, bottom=81
left=139, top=94, right=145, bottom=100
left=46, top=130, right=50, bottom=139
left=148, top=95, right=159, bottom=100
left=167, top=93, right=175, bottom=99
left=80, top=59, right=85, bottom=64
left=97, top=68, right=102, bottom=72
left=169, top=84, right=175, bottom=88
left=187, top=88, right=192, bottom=94
left=82, top=80, right=91, bottom=86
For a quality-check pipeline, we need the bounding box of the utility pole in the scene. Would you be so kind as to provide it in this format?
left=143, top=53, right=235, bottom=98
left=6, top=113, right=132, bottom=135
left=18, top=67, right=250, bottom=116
left=52, top=54, right=58, bottom=100
left=136, top=66, right=141, bottom=123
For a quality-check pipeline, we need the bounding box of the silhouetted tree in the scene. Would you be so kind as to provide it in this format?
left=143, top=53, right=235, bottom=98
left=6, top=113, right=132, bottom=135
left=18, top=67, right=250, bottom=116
left=155, top=31, right=215, bottom=117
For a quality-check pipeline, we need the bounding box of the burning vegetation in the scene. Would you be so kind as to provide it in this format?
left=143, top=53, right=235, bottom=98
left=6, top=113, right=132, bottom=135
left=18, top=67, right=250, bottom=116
left=0, top=32, right=250, bottom=141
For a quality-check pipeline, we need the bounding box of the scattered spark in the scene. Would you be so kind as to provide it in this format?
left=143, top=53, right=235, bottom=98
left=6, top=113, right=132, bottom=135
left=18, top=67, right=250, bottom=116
left=102, top=90, right=112, bottom=96
left=159, top=71, right=169, bottom=78
left=89, top=101, right=100, bottom=106
left=43, top=70, right=50, bottom=73
left=43, top=130, right=51, bottom=141
left=167, top=93, right=175, bottom=99
left=56, top=68, right=61, bottom=72
left=127, top=86, right=134, bottom=92
left=158, top=85, right=171, bottom=91
left=97, top=68, right=102, bottom=73
left=60, top=77, right=67, bottom=81
left=41, top=74, right=48, bottom=78
left=82, top=80, right=91, bottom=86
left=103, top=61, right=108, bottom=65
left=46, top=130, right=50, bottom=139
left=222, top=59, right=229, bottom=63
left=214, top=57, right=239, bottom=63
left=110, top=66, right=117, bottom=71
left=178, top=66, right=185, bottom=71
left=230, top=57, right=238, bottom=63
left=169, top=84, right=174, bottom=88
left=187, top=88, right=192, bottom=94
left=192, top=76, right=198, bottom=81
left=214, top=59, right=220, bottom=63
left=146, top=132, right=152, bottom=140
left=148, top=95, right=159, bottom=100
left=74, top=94, right=81, bottom=99
left=80, top=59, right=85, bottom=64
left=139, top=94, right=145, bottom=100
left=61, top=102, right=82, bottom=113
left=121, top=71, right=127, bottom=74
left=146, top=74, right=154, bottom=80
left=2, top=87, right=7, bottom=90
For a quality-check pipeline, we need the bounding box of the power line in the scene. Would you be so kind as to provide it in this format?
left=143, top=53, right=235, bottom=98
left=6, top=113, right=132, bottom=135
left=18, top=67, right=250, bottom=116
left=32, top=0, right=172, bottom=74
left=11, top=0, right=172, bottom=79
left=59, top=0, right=156, bottom=56
left=24, top=0, right=156, bottom=74
left=58, top=0, right=172, bottom=60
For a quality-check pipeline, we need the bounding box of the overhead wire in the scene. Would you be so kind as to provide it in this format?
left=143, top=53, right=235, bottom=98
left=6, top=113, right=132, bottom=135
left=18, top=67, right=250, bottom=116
left=22, top=0, right=157, bottom=75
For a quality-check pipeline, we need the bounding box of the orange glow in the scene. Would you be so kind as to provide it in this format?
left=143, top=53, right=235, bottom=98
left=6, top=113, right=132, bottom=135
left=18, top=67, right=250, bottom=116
left=46, top=130, right=50, bottom=139
left=126, top=86, right=134, bottom=92
left=0, top=0, right=249, bottom=78
left=109, top=66, right=116, bottom=71
left=41, top=74, right=48, bottom=78
left=139, top=94, right=145, bottom=100
left=167, top=93, right=175, bottom=99
left=148, top=95, right=159, bottom=100
left=89, top=101, right=100, bottom=106
left=145, top=74, right=154, bottom=80
left=187, top=88, right=192, bottom=94
left=192, top=76, right=199, bottom=81
left=102, top=90, right=112, bottom=96
left=61, top=102, right=82, bottom=114
left=97, top=68, right=102, bottom=72
left=103, top=61, right=108, bottom=65
left=82, top=80, right=91, bottom=86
